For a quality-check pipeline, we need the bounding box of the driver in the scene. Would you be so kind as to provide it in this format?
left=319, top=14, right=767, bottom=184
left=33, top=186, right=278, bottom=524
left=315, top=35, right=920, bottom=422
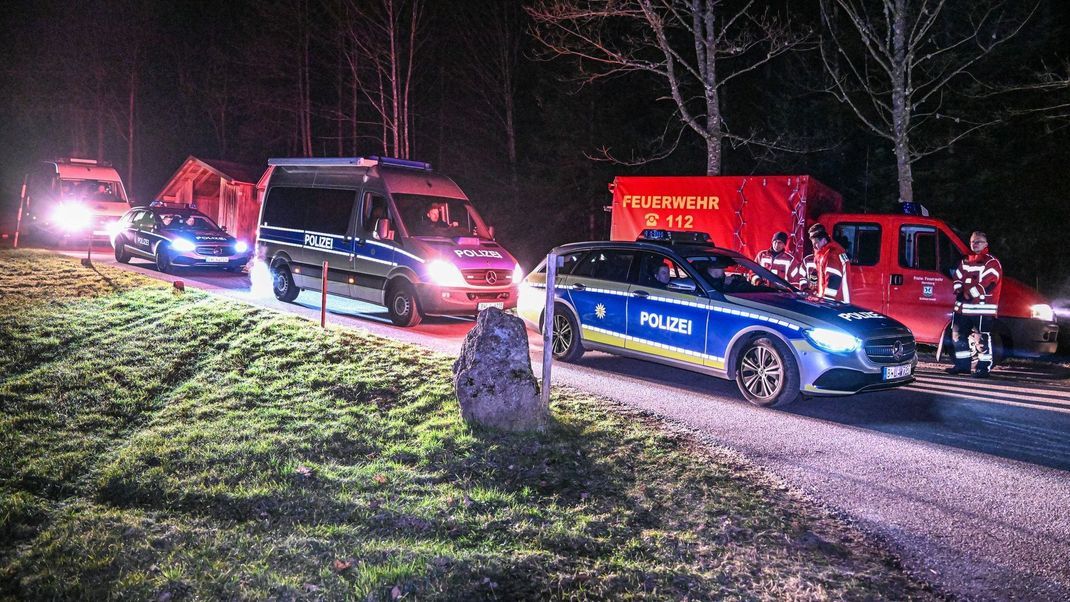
left=706, top=260, right=745, bottom=292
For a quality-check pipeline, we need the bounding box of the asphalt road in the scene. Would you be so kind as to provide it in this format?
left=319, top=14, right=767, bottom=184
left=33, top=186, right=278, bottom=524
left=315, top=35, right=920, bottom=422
left=58, top=247, right=1070, bottom=601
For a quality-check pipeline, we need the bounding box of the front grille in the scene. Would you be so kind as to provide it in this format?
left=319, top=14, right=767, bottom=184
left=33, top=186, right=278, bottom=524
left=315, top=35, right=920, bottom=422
left=461, top=269, right=513, bottom=287
left=864, top=335, right=916, bottom=364
left=466, top=292, right=511, bottom=301
left=196, top=245, right=235, bottom=256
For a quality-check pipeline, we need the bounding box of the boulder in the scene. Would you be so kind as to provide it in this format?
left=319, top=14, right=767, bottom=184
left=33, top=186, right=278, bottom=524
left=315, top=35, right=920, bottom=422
left=452, top=307, right=545, bottom=431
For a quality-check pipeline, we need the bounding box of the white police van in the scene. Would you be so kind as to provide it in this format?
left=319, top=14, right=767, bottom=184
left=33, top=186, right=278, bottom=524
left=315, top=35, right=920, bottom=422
left=257, top=157, right=521, bottom=326
left=518, top=230, right=917, bottom=407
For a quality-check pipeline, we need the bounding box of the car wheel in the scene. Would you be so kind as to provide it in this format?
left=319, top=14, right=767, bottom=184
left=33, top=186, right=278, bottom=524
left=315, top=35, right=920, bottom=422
left=155, top=245, right=173, bottom=273
left=272, top=263, right=300, bottom=302
left=386, top=281, right=422, bottom=327
left=113, top=237, right=131, bottom=263
left=548, top=305, right=584, bottom=362
left=735, top=336, right=801, bottom=407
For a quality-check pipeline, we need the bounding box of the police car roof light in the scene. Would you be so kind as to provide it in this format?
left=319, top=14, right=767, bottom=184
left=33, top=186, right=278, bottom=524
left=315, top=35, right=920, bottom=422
left=899, top=202, right=930, bottom=217
left=268, top=157, right=361, bottom=167
left=637, top=229, right=712, bottom=244
left=368, top=156, right=432, bottom=171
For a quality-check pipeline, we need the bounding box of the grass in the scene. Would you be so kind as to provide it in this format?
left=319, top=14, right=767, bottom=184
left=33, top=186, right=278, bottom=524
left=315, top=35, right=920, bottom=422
left=0, top=249, right=933, bottom=600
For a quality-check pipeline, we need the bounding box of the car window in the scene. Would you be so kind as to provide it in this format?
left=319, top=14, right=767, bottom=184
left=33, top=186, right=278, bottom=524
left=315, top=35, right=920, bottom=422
left=833, top=222, right=881, bottom=266
left=634, top=252, right=695, bottom=290
left=534, top=251, right=587, bottom=275
left=159, top=213, right=218, bottom=231
left=899, top=225, right=938, bottom=271
left=938, top=229, right=963, bottom=277
left=136, top=212, right=156, bottom=229
left=570, top=250, right=635, bottom=283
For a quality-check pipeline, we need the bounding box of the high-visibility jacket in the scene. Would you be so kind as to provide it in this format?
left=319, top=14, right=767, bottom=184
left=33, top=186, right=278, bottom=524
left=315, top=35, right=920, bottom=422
left=815, top=241, right=851, bottom=302
left=752, top=249, right=802, bottom=285
left=952, top=249, right=1002, bottom=315
left=801, top=253, right=817, bottom=290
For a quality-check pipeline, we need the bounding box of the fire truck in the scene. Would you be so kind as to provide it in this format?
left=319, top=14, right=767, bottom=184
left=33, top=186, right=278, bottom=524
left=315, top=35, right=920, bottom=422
left=609, top=175, right=1058, bottom=359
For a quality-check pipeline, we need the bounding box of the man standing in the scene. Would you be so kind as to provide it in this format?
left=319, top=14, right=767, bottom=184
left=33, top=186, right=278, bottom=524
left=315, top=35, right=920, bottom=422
left=752, top=231, right=802, bottom=286
left=947, top=231, right=1002, bottom=377
left=807, top=224, right=851, bottom=303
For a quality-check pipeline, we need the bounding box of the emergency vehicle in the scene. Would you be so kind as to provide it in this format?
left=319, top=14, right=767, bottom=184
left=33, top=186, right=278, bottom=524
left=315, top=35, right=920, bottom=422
left=110, top=203, right=253, bottom=273
left=609, top=176, right=1059, bottom=360
left=257, top=156, right=521, bottom=326
left=518, top=230, right=916, bottom=407
left=17, top=158, right=132, bottom=243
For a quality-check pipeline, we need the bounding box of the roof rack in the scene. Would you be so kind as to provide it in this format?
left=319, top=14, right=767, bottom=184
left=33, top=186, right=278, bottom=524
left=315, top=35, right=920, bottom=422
left=267, top=156, right=432, bottom=171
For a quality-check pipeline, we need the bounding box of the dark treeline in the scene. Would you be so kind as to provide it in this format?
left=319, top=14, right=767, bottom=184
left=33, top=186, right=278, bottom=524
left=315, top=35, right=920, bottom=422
left=1, top=0, right=1068, bottom=296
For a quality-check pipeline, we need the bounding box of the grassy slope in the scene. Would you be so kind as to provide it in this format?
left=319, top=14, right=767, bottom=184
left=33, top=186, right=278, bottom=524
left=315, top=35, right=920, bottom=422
left=0, top=250, right=932, bottom=600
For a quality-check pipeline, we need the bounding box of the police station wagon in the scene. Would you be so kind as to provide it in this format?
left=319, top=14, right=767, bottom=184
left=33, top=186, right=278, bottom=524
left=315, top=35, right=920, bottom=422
left=518, top=230, right=916, bottom=407
left=257, top=157, right=521, bottom=326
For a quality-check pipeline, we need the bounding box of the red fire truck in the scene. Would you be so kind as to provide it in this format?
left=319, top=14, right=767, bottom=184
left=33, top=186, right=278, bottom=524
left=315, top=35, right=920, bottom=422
left=609, top=175, right=1059, bottom=359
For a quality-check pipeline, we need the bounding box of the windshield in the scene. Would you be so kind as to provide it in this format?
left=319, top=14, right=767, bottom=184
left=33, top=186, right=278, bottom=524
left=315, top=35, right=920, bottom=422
left=158, top=212, right=219, bottom=231
left=685, top=252, right=796, bottom=295
left=394, top=194, right=489, bottom=238
left=59, top=179, right=126, bottom=203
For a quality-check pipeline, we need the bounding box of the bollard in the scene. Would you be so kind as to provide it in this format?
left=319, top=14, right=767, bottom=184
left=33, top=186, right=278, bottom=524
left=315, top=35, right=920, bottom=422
left=540, top=251, right=558, bottom=410
left=321, top=260, right=329, bottom=328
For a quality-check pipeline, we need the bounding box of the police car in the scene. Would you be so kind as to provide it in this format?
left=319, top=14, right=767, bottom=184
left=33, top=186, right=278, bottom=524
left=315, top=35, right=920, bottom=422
left=111, top=203, right=252, bottom=273
left=517, top=230, right=916, bottom=407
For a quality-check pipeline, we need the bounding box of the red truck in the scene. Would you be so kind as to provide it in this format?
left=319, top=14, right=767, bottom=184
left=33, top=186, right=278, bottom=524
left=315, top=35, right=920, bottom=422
left=609, top=175, right=1059, bottom=359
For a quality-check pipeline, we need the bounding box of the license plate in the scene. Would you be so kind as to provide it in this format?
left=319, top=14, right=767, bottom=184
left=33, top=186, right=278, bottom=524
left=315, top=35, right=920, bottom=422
left=477, top=302, right=504, bottom=311
left=883, top=363, right=912, bottom=380
left=205, top=257, right=228, bottom=263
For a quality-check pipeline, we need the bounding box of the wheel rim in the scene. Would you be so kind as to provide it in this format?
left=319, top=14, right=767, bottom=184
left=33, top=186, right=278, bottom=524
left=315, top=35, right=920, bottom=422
left=273, top=269, right=289, bottom=294
left=739, top=345, right=784, bottom=399
left=552, top=314, right=572, bottom=355
left=393, top=292, right=411, bottom=317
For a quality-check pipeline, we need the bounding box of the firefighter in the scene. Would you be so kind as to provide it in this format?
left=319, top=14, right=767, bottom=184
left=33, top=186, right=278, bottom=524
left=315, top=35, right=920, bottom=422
left=947, top=231, right=1002, bottom=378
left=807, top=223, right=851, bottom=302
left=752, top=231, right=802, bottom=286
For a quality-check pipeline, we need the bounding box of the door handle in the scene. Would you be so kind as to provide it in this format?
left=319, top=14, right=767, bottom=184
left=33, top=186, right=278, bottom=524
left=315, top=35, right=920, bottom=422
left=632, top=290, right=649, bottom=298
left=571, top=283, right=586, bottom=291
left=890, top=274, right=903, bottom=286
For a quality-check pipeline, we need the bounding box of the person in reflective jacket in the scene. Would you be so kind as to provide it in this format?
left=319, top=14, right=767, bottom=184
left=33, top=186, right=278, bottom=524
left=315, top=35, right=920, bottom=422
left=752, top=231, right=802, bottom=286
left=807, top=224, right=851, bottom=303
left=947, top=231, right=1003, bottom=377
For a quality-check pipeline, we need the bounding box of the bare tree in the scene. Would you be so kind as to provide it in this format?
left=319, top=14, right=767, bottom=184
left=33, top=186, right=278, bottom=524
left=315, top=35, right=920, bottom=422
left=528, top=0, right=807, bottom=175
left=819, top=0, right=1036, bottom=203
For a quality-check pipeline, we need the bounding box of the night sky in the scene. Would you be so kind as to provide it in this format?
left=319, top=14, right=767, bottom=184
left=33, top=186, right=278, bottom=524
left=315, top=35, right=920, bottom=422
left=2, top=0, right=1068, bottom=294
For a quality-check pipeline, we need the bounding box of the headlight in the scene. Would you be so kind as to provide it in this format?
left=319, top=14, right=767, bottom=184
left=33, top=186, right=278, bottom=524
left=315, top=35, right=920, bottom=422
left=171, top=238, right=196, bottom=252
left=235, top=240, right=249, bottom=253
left=50, top=203, right=93, bottom=231
left=512, top=263, right=524, bottom=284
left=1030, top=303, right=1055, bottom=322
left=105, top=220, right=124, bottom=240
left=805, top=328, right=861, bottom=354
left=426, top=260, right=466, bottom=287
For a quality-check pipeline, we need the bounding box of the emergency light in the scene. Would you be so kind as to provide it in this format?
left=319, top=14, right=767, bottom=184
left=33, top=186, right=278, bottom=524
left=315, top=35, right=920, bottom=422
left=268, top=156, right=433, bottom=171
left=638, top=229, right=712, bottom=244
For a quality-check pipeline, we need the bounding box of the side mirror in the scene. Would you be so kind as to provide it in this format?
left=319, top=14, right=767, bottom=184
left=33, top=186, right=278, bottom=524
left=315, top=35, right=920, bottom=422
left=375, top=217, right=394, bottom=241
left=667, top=279, right=697, bottom=293
left=221, top=226, right=228, bottom=233
left=488, top=225, right=495, bottom=239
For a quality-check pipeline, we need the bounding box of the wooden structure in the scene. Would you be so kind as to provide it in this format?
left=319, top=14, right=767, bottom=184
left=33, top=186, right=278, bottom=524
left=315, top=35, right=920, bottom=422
left=156, top=156, right=264, bottom=243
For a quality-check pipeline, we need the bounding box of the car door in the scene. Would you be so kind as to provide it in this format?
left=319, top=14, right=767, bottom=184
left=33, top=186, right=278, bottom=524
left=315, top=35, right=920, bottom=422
left=352, top=190, right=396, bottom=303
left=564, top=249, right=635, bottom=349
left=300, top=187, right=359, bottom=297
left=830, top=221, right=885, bottom=312
left=626, top=252, right=711, bottom=367
left=132, top=211, right=156, bottom=255
left=885, top=223, right=957, bottom=343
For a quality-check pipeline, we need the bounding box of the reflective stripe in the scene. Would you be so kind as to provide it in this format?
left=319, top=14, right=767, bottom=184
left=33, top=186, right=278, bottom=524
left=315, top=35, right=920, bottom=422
left=969, top=285, right=983, bottom=298
left=825, top=267, right=842, bottom=276
left=978, top=354, right=993, bottom=361
left=955, top=351, right=973, bottom=359
left=582, top=324, right=725, bottom=364
left=980, top=268, right=1000, bottom=279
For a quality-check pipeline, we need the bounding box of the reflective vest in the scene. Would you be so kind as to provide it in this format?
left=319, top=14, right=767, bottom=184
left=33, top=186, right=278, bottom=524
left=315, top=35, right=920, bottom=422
left=815, top=241, right=850, bottom=303
left=801, top=253, right=817, bottom=290
left=953, top=250, right=1002, bottom=315
left=753, top=249, right=802, bottom=285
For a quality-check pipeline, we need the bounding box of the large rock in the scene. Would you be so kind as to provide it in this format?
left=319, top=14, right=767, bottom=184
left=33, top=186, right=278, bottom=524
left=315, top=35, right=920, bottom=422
left=452, top=308, right=545, bottom=431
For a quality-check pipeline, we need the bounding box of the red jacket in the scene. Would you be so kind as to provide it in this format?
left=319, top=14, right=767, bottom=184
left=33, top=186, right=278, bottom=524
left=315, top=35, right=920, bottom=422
left=815, top=241, right=850, bottom=302
left=753, top=249, right=802, bottom=285
left=952, top=248, right=1002, bottom=315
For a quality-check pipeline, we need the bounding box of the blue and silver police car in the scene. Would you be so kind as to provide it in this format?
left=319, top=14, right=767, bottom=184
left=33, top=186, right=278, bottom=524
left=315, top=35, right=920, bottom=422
left=518, top=230, right=916, bottom=407
left=111, top=204, right=252, bottom=273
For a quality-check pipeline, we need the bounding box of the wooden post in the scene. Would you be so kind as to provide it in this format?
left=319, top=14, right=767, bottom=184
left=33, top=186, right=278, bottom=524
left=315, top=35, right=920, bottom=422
left=13, top=176, right=27, bottom=248
left=540, top=251, right=558, bottom=410
left=321, top=260, right=328, bottom=328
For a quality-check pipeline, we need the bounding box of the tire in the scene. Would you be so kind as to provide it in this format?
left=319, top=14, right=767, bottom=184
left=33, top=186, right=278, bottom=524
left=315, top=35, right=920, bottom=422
left=272, top=263, right=300, bottom=303
left=547, top=305, right=584, bottom=362
left=386, top=281, right=422, bottom=327
left=155, top=244, right=173, bottom=274
left=735, top=336, right=801, bottom=407
left=113, top=237, right=131, bottom=263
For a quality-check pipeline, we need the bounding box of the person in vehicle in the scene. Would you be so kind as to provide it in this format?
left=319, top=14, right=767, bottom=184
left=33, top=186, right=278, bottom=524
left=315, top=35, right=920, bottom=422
left=653, top=264, right=671, bottom=287
left=947, top=230, right=1003, bottom=378
left=705, top=260, right=745, bottom=292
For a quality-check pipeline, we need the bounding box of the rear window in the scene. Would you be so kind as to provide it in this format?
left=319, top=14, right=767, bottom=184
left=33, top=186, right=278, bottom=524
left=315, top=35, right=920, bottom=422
left=570, top=250, right=635, bottom=283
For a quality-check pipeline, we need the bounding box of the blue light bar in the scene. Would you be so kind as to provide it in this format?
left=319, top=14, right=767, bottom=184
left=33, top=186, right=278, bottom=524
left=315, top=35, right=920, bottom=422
left=368, top=156, right=432, bottom=171
left=638, top=229, right=712, bottom=244
left=268, top=157, right=360, bottom=167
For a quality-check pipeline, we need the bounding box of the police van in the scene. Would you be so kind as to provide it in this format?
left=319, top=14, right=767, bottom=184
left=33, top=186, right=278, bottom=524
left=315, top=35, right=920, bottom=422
left=257, top=156, right=522, bottom=326
left=518, top=230, right=917, bottom=407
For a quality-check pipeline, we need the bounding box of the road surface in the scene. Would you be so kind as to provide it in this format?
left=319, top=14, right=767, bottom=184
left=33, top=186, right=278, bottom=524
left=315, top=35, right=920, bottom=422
left=58, top=248, right=1070, bottom=601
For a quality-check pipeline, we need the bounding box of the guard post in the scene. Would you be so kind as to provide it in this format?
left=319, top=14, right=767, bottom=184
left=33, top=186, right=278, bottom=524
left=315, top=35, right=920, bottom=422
left=540, top=250, right=559, bottom=410
left=321, top=260, right=329, bottom=328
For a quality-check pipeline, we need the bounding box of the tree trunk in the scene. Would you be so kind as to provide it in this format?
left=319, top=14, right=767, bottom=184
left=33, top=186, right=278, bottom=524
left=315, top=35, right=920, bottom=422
left=127, top=57, right=137, bottom=192
left=890, top=0, right=913, bottom=203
